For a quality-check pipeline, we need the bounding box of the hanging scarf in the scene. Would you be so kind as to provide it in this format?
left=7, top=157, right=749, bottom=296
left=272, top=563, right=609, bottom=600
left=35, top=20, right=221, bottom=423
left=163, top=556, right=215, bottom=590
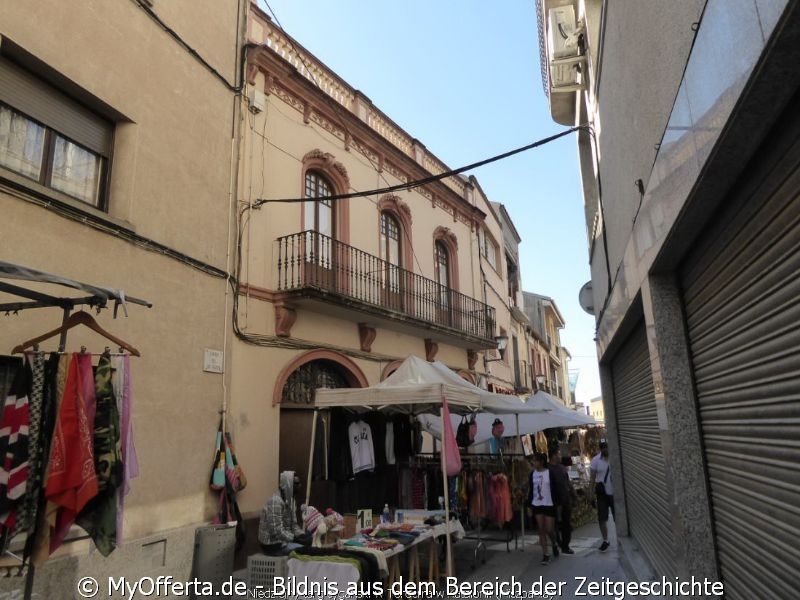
left=17, top=353, right=45, bottom=542
left=76, top=354, right=122, bottom=556
left=45, top=353, right=98, bottom=553
left=0, top=358, right=32, bottom=549
left=112, top=355, right=138, bottom=548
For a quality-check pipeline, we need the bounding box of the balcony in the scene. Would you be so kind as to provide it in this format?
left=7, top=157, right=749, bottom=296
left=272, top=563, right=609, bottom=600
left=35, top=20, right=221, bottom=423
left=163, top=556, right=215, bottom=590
left=276, top=231, right=497, bottom=347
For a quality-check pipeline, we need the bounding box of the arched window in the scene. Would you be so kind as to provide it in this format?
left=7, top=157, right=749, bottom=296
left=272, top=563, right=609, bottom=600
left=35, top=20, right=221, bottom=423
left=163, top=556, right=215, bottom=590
left=303, top=170, right=335, bottom=266
left=380, top=211, right=402, bottom=293
left=304, top=170, right=334, bottom=238
left=435, top=240, right=450, bottom=307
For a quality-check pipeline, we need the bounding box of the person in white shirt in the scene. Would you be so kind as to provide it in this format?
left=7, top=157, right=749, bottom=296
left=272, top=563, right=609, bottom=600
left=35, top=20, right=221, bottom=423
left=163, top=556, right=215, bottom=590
left=527, top=452, right=559, bottom=566
left=589, top=439, right=615, bottom=552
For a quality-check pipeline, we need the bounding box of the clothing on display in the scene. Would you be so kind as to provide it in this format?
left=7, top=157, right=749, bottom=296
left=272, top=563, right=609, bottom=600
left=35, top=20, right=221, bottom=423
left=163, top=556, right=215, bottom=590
left=0, top=350, right=138, bottom=565
left=348, top=420, right=375, bottom=474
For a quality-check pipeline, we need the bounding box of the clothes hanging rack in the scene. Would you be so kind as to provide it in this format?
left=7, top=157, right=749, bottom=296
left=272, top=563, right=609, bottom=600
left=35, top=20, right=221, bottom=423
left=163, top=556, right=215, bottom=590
left=456, top=453, right=522, bottom=567
left=11, top=311, right=141, bottom=357
left=0, top=262, right=151, bottom=600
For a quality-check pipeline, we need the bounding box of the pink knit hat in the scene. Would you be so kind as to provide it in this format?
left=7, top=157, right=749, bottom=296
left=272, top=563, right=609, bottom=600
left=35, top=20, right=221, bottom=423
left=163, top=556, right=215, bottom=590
left=303, top=505, right=324, bottom=533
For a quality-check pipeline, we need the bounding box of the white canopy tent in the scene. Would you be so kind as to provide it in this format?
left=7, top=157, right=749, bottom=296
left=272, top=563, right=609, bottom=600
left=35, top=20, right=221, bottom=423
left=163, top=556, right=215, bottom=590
left=418, top=390, right=595, bottom=444
left=313, top=354, right=518, bottom=414
left=312, top=355, right=551, bottom=574
left=313, top=355, right=478, bottom=576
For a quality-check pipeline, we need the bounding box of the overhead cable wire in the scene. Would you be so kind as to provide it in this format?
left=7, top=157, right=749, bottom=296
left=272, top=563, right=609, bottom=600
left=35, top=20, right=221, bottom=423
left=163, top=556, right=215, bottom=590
left=253, top=125, right=588, bottom=206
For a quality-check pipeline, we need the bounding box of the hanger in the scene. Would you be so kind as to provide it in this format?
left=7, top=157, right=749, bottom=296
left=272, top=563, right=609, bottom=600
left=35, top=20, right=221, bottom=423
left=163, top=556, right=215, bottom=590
left=11, top=310, right=141, bottom=357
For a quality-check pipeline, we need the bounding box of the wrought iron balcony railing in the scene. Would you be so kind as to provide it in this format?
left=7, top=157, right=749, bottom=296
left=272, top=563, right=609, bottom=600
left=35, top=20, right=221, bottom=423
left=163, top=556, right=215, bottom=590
left=276, top=231, right=496, bottom=341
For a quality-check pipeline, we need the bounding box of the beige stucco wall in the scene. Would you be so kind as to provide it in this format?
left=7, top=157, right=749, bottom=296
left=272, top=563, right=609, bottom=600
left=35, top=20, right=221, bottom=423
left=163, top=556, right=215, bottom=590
left=238, top=87, right=480, bottom=298
left=0, top=0, right=243, bottom=587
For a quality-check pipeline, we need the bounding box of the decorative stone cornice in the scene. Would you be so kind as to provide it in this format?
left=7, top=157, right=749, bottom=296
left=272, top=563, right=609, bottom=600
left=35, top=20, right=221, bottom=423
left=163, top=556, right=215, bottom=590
left=245, top=8, right=487, bottom=230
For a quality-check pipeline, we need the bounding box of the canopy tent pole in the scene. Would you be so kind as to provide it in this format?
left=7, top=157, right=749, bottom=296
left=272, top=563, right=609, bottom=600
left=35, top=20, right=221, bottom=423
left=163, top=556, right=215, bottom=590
left=516, top=412, right=525, bottom=552
left=440, top=398, right=453, bottom=579
left=305, top=409, right=318, bottom=507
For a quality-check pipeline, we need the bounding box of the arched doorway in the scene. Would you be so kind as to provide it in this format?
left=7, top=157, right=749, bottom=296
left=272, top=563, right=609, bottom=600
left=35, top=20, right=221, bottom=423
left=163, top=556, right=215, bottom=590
left=276, top=352, right=366, bottom=509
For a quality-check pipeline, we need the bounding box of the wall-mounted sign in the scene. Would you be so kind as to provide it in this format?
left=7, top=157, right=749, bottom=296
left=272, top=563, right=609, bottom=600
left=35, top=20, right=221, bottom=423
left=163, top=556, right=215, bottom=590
left=203, top=348, right=224, bottom=373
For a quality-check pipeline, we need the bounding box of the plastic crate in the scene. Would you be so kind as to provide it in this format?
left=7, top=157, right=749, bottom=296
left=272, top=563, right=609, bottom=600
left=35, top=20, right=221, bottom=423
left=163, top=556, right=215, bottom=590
left=247, top=554, right=287, bottom=590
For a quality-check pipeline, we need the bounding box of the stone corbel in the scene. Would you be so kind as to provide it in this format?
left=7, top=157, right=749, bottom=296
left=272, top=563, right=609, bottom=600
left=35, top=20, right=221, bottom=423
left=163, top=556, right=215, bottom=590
left=467, top=349, right=478, bottom=370
left=358, top=323, right=376, bottom=353
left=274, top=303, right=297, bottom=337
left=425, top=338, right=439, bottom=362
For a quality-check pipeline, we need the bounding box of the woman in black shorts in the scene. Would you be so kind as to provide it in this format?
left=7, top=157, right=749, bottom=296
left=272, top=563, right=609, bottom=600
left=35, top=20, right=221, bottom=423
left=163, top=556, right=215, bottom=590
left=528, top=452, right=558, bottom=565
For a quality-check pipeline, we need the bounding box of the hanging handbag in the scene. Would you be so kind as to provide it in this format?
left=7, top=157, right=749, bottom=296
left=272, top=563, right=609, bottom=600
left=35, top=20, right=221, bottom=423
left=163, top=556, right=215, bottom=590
left=468, top=414, right=477, bottom=444
left=224, top=431, right=247, bottom=492
left=210, top=426, right=226, bottom=491
left=456, top=416, right=472, bottom=447
left=595, top=464, right=610, bottom=497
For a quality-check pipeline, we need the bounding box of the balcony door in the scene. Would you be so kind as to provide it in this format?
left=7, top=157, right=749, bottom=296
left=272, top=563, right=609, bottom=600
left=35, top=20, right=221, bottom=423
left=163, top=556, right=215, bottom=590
left=435, top=241, right=453, bottom=327
left=303, top=170, right=337, bottom=290
left=380, top=211, right=404, bottom=311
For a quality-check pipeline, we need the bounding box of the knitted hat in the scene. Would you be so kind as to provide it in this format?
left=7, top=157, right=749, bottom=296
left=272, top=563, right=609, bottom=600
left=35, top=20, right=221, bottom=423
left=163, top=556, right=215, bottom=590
left=303, top=505, right=324, bottom=533
left=325, top=508, right=344, bottom=527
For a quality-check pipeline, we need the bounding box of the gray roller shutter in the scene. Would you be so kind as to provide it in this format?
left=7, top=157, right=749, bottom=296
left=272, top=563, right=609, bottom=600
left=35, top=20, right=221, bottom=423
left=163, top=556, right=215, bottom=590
left=680, top=155, right=800, bottom=599
left=611, top=323, right=677, bottom=575
left=0, top=57, right=112, bottom=155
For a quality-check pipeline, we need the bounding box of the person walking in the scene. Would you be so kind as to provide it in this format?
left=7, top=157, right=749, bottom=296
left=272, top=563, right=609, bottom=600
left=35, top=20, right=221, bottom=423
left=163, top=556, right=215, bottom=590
left=589, top=439, right=615, bottom=552
left=527, top=452, right=561, bottom=565
left=549, top=450, right=577, bottom=555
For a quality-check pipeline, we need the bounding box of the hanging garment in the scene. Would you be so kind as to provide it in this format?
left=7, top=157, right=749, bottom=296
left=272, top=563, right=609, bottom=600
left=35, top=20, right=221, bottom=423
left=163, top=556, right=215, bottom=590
left=0, top=358, right=32, bottom=547
left=20, top=353, right=45, bottom=539
left=76, top=355, right=122, bottom=556
left=348, top=420, right=375, bottom=474
left=385, top=422, right=395, bottom=466
left=490, top=473, right=513, bottom=524
left=30, top=353, right=69, bottom=566
left=112, top=355, right=138, bottom=548
left=45, top=353, right=98, bottom=553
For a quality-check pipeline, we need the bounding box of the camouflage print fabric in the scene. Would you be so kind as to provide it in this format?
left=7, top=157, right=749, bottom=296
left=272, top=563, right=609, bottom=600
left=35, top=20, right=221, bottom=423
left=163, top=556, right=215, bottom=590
left=76, top=355, right=122, bottom=556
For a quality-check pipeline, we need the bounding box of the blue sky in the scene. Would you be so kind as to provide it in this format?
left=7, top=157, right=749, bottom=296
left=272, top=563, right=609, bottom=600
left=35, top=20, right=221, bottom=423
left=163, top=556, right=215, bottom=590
left=257, top=0, right=600, bottom=405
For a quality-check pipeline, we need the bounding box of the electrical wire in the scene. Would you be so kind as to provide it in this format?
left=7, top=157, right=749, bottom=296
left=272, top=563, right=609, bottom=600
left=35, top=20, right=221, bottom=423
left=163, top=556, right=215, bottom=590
left=253, top=126, right=587, bottom=206
left=131, top=0, right=242, bottom=92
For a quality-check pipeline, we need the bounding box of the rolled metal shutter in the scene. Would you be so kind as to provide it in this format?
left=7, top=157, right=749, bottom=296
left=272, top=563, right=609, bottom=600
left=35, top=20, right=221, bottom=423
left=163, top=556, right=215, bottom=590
left=680, top=160, right=800, bottom=599
left=0, top=57, right=112, bottom=155
left=611, top=323, right=677, bottom=575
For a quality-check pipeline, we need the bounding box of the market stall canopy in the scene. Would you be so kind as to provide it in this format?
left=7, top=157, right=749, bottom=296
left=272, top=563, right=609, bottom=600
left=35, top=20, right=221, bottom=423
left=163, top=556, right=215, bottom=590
left=419, top=389, right=595, bottom=444
left=0, top=261, right=152, bottom=315
left=314, top=355, right=483, bottom=414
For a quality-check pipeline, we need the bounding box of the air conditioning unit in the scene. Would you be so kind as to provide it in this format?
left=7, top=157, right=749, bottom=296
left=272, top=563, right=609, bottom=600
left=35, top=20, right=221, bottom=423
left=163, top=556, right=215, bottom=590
left=547, top=5, right=581, bottom=60
left=547, top=5, right=586, bottom=91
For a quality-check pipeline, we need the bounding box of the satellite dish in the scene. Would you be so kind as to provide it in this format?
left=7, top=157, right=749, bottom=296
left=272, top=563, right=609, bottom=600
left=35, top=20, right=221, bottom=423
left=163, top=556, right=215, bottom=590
left=578, top=281, right=595, bottom=315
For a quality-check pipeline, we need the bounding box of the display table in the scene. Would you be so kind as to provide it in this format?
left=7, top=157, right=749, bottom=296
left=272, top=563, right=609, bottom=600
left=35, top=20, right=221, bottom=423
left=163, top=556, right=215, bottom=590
left=285, top=519, right=465, bottom=599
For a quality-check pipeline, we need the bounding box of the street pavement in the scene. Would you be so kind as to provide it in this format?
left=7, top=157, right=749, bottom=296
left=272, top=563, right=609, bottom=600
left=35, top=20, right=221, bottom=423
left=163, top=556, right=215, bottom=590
left=448, top=519, right=659, bottom=600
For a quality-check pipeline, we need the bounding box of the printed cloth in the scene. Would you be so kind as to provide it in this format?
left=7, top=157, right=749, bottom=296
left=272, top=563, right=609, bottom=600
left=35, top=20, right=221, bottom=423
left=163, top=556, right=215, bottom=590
left=0, top=359, right=32, bottom=546
left=45, top=353, right=98, bottom=553
left=77, top=354, right=123, bottom=556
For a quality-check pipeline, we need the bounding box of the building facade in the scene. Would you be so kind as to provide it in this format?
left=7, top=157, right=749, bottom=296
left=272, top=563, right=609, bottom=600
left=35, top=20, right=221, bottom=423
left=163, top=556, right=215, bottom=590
left=538, top=0, right=800, bottom=594
left=232, top=3, right=523, bottom=546
left=0, top=0, right=246, bottom=593
left=522, top=291, right=571, bottom=405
